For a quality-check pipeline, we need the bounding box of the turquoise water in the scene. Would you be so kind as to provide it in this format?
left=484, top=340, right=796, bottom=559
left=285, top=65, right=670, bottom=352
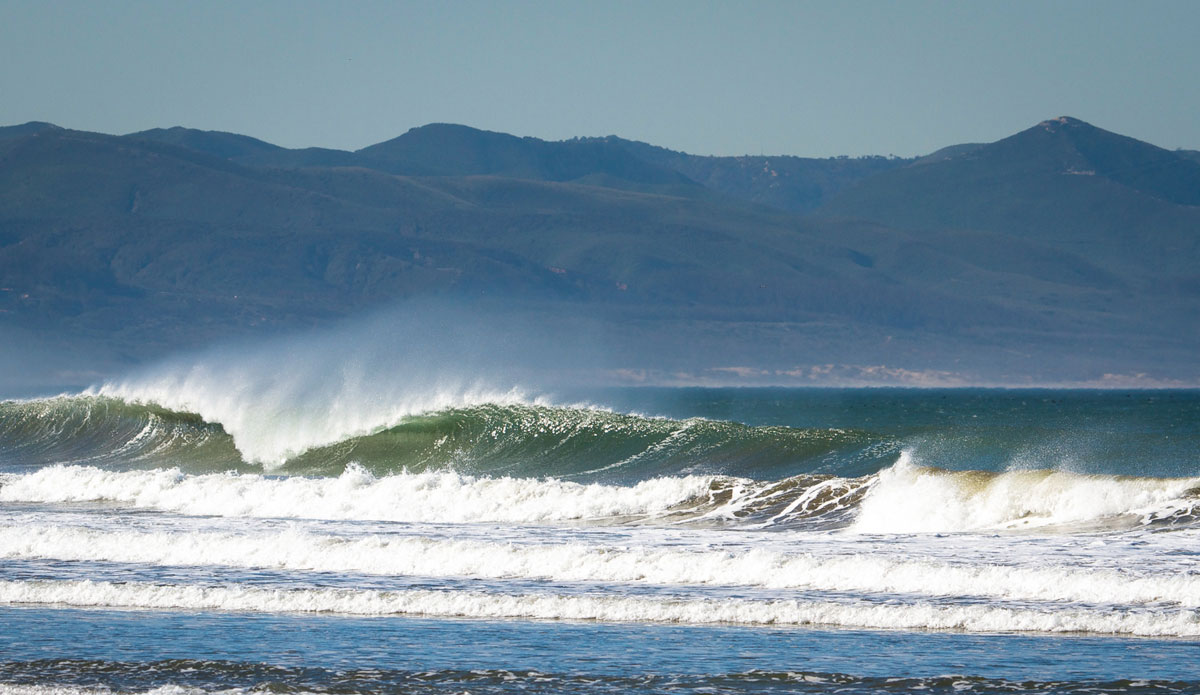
left=2, top=388, right=1199, bottom=693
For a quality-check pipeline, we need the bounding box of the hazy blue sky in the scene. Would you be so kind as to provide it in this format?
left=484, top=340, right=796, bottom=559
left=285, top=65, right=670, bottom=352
left=2, top=0, right=1197, bottom=157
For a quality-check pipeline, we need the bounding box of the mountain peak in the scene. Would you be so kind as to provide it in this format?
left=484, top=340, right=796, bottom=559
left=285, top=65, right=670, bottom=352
left=0, top=121, right=62, bottom=141
left=1037, top=116, right=1090, bottom=132
left=400, top=122, right=504, bottom=138
left=357, top=123, right=696, bottom=187
left=823, top=113, right=1200, bottom=236
left=124, top=126, right=282, bottom=159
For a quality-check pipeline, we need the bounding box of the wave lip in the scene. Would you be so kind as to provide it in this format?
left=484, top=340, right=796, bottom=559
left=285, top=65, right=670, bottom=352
left=3, top=579, right=1198, bottom=637
left=92, top=378, right=538, bottom=468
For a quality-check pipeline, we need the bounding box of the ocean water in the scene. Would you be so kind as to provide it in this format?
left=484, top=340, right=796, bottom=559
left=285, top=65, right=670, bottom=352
left=2, top=385, right=1199, bottom=694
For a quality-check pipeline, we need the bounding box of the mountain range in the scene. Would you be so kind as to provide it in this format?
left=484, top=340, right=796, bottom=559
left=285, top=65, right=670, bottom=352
left=0, top=116, right=1196, bottom=389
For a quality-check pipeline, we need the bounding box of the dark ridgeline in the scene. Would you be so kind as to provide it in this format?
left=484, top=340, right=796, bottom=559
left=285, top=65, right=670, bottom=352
left=0, top=116, right=1197, bottom=386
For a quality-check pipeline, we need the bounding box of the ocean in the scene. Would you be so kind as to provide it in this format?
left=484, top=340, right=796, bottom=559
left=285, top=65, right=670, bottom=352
left=2, top=385, right=1199, bottom=694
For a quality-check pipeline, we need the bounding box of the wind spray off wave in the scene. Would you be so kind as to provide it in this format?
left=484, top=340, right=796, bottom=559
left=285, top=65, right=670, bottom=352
left=94, top=364, right=534, bottom=469
left=86, top=302, right=600, bottom=467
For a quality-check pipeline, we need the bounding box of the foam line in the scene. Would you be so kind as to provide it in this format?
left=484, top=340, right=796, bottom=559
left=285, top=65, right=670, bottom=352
left=4, top=459, right=1198, bottom=532
left=2, top=580, right=1197, bottom=636
left=0, top=464, right=718, bottom=524
left=4, top=525, right=1199, bottom=607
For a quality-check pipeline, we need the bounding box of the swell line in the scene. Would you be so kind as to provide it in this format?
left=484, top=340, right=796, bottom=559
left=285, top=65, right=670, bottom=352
left=3, top=579, right=1197, bottom=636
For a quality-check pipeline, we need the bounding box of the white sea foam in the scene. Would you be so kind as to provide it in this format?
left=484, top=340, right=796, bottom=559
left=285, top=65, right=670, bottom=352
left=4, top=456, right=1198, bottom=533
left=852, top=452, right=1200, bottom=533
left=2, top=579, right=1197, bottom=637
left=4, top=524, right=1199, bottom=608
left=0, top=464, right=715, bottom=523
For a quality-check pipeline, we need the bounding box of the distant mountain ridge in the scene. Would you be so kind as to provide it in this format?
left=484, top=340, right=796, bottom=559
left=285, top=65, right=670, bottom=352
left=120, top=122, right=910, bottom=212
left=1, top=116, right=1196, bottom=387
left=574, top=135, right=911, bottom=213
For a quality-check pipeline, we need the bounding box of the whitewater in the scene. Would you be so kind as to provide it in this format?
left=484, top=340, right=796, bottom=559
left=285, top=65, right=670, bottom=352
left=3, top=374, right=1200, bottom=693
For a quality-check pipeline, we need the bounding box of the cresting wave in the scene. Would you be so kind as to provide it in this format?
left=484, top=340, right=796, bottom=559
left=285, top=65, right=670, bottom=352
left=0, top=397, right=240, bottom=472
left=3, top=394, right=1199, bottom=532
left=3, top=579, right=1199, bottom=636
left=0, top=395, right=885, bottom=479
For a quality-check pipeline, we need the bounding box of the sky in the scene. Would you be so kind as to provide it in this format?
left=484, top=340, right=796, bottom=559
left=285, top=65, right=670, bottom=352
left=2, top=0, right=1198, bottom=158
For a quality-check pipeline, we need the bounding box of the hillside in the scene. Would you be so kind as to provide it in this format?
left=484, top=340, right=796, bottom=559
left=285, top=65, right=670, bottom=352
left=582, top=135, right=911, bottom=212
left=1176, top=149, right=1200, bottom=165
left=820, top=117, right=1200, bottom=275
left=0, top=118, right=1197, bottom=388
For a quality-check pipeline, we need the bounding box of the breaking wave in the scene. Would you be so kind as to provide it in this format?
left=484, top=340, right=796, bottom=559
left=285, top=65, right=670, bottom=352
left=2, top=394, right=1198, bottom=533
left=2, top=456, right=1198, bottom=533
left=853, top=452, right=1200, bottom=533
left=0, top=394, right=888, bottom=480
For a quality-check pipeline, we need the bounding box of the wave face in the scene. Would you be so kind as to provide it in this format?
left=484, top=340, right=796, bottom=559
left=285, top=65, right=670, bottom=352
left=0, top=395, right=890, bottom=481
left=0, top=396, right=242, bottom=472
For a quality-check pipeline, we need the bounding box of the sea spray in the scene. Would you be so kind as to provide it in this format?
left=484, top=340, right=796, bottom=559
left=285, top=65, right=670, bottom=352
left=96, top=368, right=533, bottom=468
left=86, top=301, right=601, bottom=467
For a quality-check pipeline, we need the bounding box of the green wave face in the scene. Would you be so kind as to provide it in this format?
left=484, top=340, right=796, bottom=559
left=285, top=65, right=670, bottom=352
left=286, top=403, right=894, bottom=481
left=0, top=396, right=246, bottom=473
left=0, top=397, right=895, bottom=482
